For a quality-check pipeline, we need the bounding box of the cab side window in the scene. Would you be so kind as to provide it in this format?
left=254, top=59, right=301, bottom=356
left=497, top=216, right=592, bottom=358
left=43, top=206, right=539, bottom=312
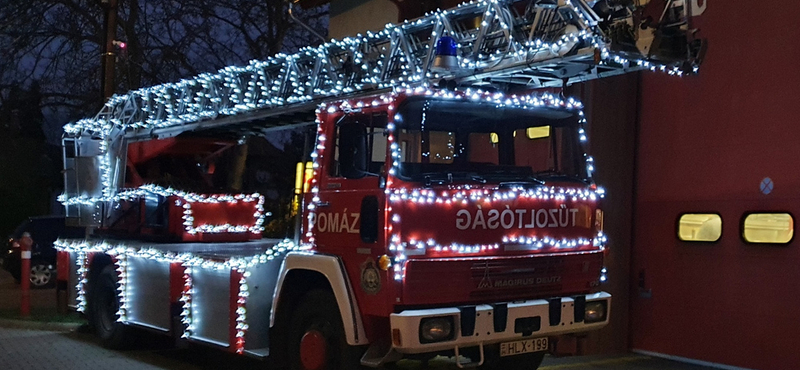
left=331, top=113, right=387, bottom=179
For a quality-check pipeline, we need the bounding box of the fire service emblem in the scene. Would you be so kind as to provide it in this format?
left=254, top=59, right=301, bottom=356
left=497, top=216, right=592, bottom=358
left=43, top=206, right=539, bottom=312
left=360, top=259, right=381, bottom=295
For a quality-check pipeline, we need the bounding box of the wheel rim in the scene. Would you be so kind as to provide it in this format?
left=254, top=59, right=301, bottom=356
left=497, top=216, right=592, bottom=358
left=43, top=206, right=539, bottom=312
left=30, top=265, right=51, bottom=287
left=300, top=329, right=328, bottom=370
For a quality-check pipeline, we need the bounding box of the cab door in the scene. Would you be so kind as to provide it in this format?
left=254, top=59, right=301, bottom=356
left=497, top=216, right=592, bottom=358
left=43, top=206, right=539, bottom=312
left=313, top=111, right=394, bottom=317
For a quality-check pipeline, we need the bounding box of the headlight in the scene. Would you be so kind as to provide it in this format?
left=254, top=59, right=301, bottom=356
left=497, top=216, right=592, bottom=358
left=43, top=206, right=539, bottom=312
left=419, top=316, right=455, bottom=343
left=585, top=301, right=608, bottom=323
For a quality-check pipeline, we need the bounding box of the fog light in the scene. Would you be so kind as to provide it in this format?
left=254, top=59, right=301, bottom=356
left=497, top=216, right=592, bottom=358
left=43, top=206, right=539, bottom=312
left=585, top=301, right=607, bottom=323
left=419, top=316, right=454, bottom=343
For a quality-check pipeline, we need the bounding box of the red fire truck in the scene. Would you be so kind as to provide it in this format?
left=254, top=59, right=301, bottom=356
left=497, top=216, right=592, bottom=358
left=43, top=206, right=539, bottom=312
left=57, top=87, right=608, bottom=369
left=55, top=0, right=702, bottom=369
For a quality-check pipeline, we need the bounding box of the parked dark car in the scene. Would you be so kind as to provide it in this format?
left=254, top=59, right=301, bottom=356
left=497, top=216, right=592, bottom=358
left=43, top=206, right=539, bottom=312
left=1, top=216, right=85, bottom=288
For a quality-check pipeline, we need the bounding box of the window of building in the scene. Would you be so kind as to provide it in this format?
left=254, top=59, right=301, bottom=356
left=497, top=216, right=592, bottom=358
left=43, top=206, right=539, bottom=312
left=678, top=213, right=722, bottom=242
left=742, top=213, right=794, bottom=244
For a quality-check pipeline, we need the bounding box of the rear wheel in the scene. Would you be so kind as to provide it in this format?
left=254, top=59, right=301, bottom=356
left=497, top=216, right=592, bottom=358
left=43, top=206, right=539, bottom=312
left=288, top=289, right=364, bottom=370
left=90, top=265, right=131, bottom=349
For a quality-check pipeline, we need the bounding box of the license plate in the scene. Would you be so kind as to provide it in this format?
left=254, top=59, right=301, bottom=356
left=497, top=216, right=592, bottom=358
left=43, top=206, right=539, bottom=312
left=500, top=337, right=549, bottom=357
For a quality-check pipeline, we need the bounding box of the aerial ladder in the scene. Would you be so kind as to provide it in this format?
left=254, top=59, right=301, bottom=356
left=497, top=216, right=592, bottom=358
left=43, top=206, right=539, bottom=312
left=61, top=0, right=705, bottom=223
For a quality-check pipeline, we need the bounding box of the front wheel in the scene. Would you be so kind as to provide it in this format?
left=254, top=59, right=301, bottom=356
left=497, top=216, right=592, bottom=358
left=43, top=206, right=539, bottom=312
left=288, top=289, right=364, bottom=370
left=89, top=265, right=131, bottom=349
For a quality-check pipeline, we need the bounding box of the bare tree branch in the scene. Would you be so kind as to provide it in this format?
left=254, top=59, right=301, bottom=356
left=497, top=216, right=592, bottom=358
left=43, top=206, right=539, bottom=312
left=0, top=0, right=329, bottom=135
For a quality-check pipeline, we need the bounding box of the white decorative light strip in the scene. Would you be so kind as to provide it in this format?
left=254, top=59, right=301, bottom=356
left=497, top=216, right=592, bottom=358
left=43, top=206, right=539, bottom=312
left=62, top=0, right=697, bottom=140
left=385, top=187, right=605, bottom=261
left=75, top=251, right=89, bottom=312
left=56, top=238, right=300, bottom=347
left=304, top=93, right=397, bottom=246
left=390, top=234, right=602, bottom=254
left=600, top=48, right=694, bottom=76
left=235, top=270, right=250, bottom=354
left=180, top=266, right=194, bottom=338
left=112, top=253, right=129, bottom=322
left=388, top=186, right=602, bottom=204
left=60, top=184, right=267, bottom=235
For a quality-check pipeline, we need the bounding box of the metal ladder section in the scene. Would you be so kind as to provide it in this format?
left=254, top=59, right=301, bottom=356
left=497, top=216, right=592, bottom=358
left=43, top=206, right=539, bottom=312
left=64, top=0, right=703, bottom=141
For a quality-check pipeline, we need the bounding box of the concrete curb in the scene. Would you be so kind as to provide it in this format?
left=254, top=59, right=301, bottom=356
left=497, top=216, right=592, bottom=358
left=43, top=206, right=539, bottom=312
left=0, top=318, right=83, bottom=332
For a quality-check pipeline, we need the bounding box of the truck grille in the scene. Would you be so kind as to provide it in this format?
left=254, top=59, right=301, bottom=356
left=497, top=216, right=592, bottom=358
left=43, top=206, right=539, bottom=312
left=402, top=251, right=603, bottom=306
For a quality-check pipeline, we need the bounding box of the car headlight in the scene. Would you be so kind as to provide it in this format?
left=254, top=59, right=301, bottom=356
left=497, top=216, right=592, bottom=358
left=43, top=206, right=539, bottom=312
left=585, top=301, right=608, bottom=323
left=419, top=316, right=455, bottom=343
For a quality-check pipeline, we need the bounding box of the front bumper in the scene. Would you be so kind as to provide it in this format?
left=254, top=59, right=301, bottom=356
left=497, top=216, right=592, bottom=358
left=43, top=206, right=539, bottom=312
left=390, top=292, right=610, bottom=354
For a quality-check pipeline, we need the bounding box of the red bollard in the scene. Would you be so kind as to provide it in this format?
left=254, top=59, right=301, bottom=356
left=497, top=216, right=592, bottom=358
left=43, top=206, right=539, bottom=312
left=19, top=232, right=32, bottom=317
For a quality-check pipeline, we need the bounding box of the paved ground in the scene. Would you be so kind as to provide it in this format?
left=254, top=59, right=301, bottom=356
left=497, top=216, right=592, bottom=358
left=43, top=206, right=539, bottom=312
left=0, top=269, right=716, bottom=370
left=0, top=266, right=73, bottom=321
left=0, top=327, right=717, bottom=370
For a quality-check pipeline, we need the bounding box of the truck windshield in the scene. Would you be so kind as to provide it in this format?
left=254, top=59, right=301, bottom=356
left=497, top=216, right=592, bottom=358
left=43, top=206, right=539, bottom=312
left=394, top=97, right=588, bottom=184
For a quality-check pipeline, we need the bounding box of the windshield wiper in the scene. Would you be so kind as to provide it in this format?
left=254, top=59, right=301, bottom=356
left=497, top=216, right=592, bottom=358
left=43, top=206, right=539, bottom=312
left=422, top=173, right=451, bottom=187
left=419, top=172, right=488, bottom=186
left=470, top=174, right=487, bottom=183
left=499, top=177, right=545, bottom=188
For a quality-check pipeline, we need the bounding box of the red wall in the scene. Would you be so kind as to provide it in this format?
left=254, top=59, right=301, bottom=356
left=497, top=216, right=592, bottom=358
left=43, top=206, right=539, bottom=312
left=632, top=2, right=800, bottom=369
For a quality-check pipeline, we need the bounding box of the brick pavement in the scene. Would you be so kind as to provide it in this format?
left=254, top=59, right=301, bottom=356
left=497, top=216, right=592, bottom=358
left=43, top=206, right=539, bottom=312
left=0, top=326, right=278, bottom=370
left=0, top=328, right=193, bottom=370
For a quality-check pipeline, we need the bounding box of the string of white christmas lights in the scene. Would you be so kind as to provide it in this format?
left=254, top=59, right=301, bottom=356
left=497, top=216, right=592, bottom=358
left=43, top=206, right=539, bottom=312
left=62, top=0, right=693, bottom=139
left=112, top=252, right=129, bottom=322
left=180, top=266, right=194, bottom=338
left=55, top=238, right=300, bottom=347
left=75, top=251, right=89, bottom=313
left=60, top=185, right=267, bottom=235
left=235, top=270, right=250, bottom=354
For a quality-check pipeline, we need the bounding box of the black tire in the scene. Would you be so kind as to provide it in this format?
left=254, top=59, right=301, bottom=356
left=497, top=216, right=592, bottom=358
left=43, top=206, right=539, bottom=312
left=29, top=261, right=54, bottom=289
left=89, top=265, right=131, bottom=349
left=474, top=344, right=546, bottom=370
left=288, top=289, right=364, bottom=370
